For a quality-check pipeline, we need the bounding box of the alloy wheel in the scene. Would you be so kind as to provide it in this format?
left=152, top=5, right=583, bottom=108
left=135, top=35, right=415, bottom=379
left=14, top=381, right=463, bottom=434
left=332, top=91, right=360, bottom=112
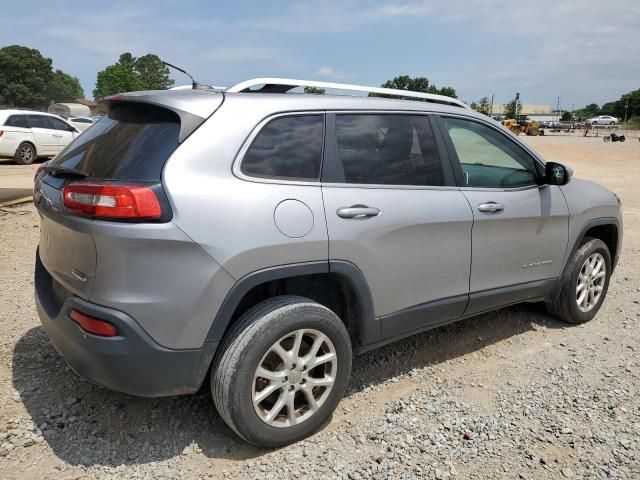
left=20, top=145, right=34, bottom=162
left=576, top=252, right=606, bottom=312
left=252, top=329, right=337, bottom=428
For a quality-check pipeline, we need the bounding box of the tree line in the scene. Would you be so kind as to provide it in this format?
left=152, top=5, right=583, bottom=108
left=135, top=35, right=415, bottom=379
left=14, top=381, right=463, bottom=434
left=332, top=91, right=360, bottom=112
left=0, top=45, right=173, bottom=109
left=573, top=89, right=640, bottom=122
left=0, top=45, right=83, bottom=109
left=4, top=43, right=636, bottom=122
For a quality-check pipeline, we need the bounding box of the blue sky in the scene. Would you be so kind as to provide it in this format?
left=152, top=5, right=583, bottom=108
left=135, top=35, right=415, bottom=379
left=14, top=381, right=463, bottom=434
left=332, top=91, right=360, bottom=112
left=2, top=0, right=639, bottom=108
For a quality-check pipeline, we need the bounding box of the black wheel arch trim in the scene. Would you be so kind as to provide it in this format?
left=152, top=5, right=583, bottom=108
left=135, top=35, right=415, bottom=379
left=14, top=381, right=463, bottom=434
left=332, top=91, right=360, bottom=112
left=570, top=217, right=620, bottom=271
left=552, top=216, right=620, bottom=300
left=205, top=260, right=378, bottom=346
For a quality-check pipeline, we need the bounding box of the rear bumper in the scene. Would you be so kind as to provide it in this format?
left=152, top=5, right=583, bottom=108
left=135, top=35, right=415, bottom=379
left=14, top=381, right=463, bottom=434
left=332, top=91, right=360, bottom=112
left=35, top=252, right=218, bottom=397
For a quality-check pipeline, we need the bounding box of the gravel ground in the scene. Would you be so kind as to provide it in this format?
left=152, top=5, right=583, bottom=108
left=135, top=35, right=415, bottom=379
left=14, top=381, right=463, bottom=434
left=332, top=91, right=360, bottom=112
left=0, top=135, right=639, bottom=479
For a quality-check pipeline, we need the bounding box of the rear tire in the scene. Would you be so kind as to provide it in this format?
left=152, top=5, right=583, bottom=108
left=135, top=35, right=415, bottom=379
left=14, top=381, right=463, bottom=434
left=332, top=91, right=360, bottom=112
left=14, top=142, right=36, bottom=165
left=212, top=296, right=352, bottom=447
left=546, top=238, right=611, bottom=324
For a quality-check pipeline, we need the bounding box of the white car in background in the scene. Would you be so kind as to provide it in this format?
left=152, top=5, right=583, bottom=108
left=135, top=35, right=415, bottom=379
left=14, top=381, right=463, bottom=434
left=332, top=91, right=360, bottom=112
left=0, top=110, right=80, bottom=164
left=587, top=115, right=618, bottom=125
left=67, top=116, right=95, bottom=132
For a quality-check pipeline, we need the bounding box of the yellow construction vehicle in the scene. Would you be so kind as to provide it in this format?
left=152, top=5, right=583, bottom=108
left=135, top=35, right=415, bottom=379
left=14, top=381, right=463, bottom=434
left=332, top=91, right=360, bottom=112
left=501, top=115, right=543, bottom=136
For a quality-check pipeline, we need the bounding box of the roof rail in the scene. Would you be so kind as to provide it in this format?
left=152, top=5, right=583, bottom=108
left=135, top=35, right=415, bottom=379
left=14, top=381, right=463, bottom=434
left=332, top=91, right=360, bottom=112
left=226, top=78, right=468, bottom=109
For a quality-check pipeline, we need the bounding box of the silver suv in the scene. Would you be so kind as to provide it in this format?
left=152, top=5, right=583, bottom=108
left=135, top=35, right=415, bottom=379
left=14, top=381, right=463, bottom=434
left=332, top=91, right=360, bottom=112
left=34, top=78, right=622, bottom=447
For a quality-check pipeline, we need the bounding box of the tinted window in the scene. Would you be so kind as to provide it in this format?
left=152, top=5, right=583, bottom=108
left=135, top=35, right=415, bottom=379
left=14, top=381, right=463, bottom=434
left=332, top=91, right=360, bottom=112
left=441, top=117, right=538, bottom=188
left=241, top=115, right=323, bottom=181
left=49, top=102, right=181, bottom=181
left=72, top=118, right=92, bottom=123
left=27, top=115, right=52, bottom=129
left=49, top=117, right=72, bottom=131
left=335, top=114, right=444, bottom=186
left=4, top=115, right=29, bottom=128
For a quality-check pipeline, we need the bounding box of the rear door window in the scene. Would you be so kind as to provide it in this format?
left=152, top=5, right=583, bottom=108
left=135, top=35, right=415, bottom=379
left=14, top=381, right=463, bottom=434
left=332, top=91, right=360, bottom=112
left=241, top=115, right=324, bottom=181
left=48, top=102, right=181, bottom=181
left=334, top=114, right=445, bottom=186
left=27, top=115, right=52, bottom=129
left=4, top=115, right=29, bottom=128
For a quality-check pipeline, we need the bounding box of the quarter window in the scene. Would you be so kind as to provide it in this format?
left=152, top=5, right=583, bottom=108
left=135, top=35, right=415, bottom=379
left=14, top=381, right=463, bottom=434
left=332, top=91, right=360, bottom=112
left=4, top=115, right=29, bottom=128
left=335, top=114, right=444, bottom=186
left=441, top=117, right=538, bottom=188
left=241, top=115, right=324, bottom=181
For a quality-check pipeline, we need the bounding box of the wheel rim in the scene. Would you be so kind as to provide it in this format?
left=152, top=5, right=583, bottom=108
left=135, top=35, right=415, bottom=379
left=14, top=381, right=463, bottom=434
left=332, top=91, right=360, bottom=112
left=252, top=329, right=337, bottom=428
left=576, top=252, right=606, bottom=312
left=20, top=145, right=33, bottom=162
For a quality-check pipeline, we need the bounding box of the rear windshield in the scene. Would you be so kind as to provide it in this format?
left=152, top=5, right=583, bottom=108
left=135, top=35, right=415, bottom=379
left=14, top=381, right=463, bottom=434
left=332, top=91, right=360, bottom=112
left=50, top=102, right=181, bottom=181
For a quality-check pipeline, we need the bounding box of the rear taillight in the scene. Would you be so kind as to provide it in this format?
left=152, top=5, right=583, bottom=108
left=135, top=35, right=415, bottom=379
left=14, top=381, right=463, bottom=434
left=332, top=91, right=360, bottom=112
left=70, top=309, right=119, bottom=337
left=0, top=131, right=4, bottom=137
left=63, top=183, right=162, bottom=221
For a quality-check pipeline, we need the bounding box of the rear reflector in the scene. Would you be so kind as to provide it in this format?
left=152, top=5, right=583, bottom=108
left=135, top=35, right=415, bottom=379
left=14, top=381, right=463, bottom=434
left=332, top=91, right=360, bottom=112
left=70, top=309, right=119, bottom=337
left=63, top=183, right=161, bottom=220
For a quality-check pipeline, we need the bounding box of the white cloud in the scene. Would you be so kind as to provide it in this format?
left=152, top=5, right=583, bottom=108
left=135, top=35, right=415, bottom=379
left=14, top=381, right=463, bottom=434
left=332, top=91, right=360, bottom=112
left=316, top=67, right=334, bottom=77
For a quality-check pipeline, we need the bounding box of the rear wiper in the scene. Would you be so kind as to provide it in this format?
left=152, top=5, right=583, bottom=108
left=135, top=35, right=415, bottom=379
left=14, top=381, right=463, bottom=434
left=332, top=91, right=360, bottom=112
left=42, top=165, right=88, bottom=178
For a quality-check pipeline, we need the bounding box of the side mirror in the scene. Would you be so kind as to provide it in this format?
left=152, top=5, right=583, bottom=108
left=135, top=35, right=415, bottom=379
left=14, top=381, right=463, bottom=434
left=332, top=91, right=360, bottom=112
left=544, top=162, right=572, bottom=185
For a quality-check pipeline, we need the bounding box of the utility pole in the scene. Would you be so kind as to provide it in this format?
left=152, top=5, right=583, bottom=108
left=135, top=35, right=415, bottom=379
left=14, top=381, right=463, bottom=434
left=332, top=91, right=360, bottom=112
left=624, top=99, right=629, bottom=123
left=490, top=94, right=494, bottom=117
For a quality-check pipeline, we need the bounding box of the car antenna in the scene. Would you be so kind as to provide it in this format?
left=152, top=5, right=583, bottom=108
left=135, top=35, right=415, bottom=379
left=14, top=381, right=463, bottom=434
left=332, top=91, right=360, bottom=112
left=162, top=61, right=211, bottom=90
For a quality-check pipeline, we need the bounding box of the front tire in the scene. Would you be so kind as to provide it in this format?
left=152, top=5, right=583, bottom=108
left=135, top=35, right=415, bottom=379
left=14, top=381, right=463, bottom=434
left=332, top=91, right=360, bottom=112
left=547, top=238, right=611, bottom=324
left=212, top=296, right=352, bottom=447
left=15, top=142, right=36, bottom=165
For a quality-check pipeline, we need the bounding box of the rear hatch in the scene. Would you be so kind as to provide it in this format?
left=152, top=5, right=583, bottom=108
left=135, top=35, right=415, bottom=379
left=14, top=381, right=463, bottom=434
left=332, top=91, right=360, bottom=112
left=35, top=91, right=223, bottom=299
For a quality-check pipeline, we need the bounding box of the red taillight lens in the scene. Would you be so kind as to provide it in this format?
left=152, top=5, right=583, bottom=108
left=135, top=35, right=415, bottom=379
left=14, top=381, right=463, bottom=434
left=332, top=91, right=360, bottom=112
left=0, top=131, right=4, bottom=137
left=63, top=183, right=161, bottom=220
left=70, top=309, right=118, bottom=337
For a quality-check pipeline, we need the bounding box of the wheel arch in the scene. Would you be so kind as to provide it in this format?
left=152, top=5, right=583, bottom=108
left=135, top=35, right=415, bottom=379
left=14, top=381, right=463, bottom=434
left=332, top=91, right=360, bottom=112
left=205, top=261, right=377, bottom=348
left=15, top=139, right=38, bottom=157
left=570, top=217, right=620, bottom=273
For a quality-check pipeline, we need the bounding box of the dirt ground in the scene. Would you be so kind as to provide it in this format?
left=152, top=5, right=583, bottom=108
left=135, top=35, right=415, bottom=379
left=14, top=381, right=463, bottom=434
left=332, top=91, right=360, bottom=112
left=0, top=133, right=638, bottom=479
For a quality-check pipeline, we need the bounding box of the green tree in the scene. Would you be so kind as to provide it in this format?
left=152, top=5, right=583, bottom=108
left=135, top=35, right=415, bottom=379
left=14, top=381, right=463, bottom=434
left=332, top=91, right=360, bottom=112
left=304, top=86, right=325, bottom=94
left=370, top=75, right=457, bottom=99
left=437, top=86, right=457, bottom=98
left=503, top=100, right=522, bottom=119
left=93, top=64, right=142, bottom=98
left=46, top=69, right=84, bottom=103
left=93, top=52, right=174, bottom=99
left=471, top=97, right=491, bottom=115
left=0, top=45, right=53, bottom=108
left=135, top=54, right=173, bottom=90
left=560, top=111, right=572, bottom=122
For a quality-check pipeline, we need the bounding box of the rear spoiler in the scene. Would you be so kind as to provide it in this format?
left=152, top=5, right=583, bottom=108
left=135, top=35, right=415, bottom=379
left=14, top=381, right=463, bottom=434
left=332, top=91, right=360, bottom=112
left=101, top=89, right=224, bottom=143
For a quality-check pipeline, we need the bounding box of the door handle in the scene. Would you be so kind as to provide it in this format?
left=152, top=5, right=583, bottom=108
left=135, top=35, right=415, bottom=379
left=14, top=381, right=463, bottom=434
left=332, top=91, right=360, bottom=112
left=336, top=205, right=380, bottom=219
left=477, top=202, right=504, bottom=213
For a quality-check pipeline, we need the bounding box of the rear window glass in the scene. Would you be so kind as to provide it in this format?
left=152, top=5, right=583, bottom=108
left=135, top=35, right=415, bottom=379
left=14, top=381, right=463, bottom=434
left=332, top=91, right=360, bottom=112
left=49, top=102, right=180, bottom=181
left=241, top=115, right=324, bottom=181
left=4, top=115, right=29, bottom=128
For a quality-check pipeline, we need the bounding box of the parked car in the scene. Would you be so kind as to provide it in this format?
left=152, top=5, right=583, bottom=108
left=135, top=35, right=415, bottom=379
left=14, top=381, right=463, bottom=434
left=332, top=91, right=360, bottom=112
left=587, top=115, right=618, bottom=125
left=67, top=116, right=95, bottom=132
left=34, top=79, right=622, bottom=448
left=0, top=110, right=80, bottom=164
